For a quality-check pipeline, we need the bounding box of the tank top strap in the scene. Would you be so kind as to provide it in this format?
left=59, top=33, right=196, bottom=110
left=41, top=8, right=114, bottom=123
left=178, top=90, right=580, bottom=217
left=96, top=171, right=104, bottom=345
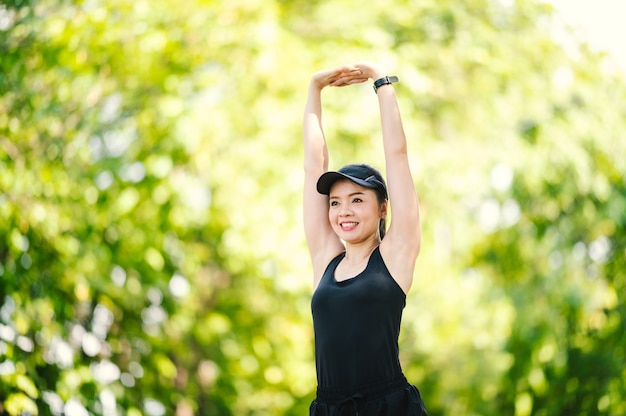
left=320, top=251, right=345, bottom=284
left=370, top=245, right=382, bottom=264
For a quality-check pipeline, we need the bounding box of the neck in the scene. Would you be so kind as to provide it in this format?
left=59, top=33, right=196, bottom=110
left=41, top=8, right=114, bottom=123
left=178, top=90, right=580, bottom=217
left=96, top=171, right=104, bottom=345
left=344, top=240, right=380, bottom=265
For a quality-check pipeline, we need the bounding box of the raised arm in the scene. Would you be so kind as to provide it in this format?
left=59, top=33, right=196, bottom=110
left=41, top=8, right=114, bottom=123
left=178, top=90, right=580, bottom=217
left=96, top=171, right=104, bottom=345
left=356, top=63, right=421, bottom=293
left=302, top=67, right=367, bottom=285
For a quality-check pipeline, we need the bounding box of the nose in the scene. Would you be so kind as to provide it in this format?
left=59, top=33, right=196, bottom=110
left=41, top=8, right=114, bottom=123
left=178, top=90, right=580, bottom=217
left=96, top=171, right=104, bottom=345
left=338, top=203, right=352, bottom=216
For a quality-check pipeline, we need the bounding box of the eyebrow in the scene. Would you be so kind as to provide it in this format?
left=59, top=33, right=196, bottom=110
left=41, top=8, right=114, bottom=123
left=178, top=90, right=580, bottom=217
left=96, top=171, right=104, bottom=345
left=329, top=191, right=366, bottom=200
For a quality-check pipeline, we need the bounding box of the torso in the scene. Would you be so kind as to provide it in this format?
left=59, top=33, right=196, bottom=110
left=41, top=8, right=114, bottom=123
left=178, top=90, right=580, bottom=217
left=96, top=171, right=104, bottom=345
left=311, top=247, right=407, bottom=391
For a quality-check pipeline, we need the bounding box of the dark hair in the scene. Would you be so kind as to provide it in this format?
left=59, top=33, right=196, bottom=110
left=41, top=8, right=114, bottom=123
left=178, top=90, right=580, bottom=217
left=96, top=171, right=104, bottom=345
left=364, top=166, right=388, bottom=240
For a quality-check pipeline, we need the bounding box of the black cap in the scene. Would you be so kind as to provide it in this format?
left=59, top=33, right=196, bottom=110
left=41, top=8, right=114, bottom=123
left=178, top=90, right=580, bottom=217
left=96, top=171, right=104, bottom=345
left=316, top=164, right=388, bottom=199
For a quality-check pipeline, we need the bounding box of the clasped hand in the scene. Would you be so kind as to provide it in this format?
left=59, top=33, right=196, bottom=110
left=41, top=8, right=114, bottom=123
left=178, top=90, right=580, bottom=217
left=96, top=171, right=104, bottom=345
left=311, top=62, right=386, bottom=89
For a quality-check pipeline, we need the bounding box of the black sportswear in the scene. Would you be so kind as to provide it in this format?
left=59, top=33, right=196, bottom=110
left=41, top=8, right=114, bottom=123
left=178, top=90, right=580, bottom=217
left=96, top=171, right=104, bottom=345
left=310, top=247, right=428, bottom=415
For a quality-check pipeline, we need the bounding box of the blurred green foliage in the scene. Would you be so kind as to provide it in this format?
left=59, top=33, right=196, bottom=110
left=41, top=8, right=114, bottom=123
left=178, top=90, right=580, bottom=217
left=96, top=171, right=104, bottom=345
left=1, top=0, right=625, bottom=415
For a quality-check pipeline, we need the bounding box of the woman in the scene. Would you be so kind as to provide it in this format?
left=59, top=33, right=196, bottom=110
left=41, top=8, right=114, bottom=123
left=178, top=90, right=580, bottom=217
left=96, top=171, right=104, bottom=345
left=303, top=61, right=428, bottom=415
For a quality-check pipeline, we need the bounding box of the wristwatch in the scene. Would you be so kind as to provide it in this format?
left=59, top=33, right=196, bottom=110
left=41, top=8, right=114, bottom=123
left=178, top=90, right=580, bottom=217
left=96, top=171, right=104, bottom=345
left=373, top=75, right=399, bottom=93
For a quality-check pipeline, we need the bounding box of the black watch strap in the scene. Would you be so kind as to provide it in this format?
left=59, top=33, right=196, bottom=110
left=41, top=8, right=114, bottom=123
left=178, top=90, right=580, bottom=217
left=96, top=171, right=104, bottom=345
left=373, top=75, right=399, bottom=93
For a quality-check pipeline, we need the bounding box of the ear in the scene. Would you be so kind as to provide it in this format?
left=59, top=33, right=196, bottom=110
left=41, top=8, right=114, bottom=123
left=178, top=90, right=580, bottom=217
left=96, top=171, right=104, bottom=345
left=380, top=200, right=388, bottom=219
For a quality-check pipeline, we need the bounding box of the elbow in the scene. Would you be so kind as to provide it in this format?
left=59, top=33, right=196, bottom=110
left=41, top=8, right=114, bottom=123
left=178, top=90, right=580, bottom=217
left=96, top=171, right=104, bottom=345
left=304, top=156, right=328, bottom=175
left=384, top=144, right=409, bottom=162
left=303, top=149, right=329, bottom=173
left=415, top=238, right=422, bottom=259
left=413, top=221, right=422, bottom=258
left=413, top=231, right=422, bottom=258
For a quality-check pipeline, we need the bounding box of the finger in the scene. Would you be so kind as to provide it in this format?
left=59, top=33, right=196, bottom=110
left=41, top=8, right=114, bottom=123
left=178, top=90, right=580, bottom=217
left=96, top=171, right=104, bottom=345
left=329, top=77, right=368, bottom=87
left=332, top=71, right=364, bottom=82
left=335, top=67, right=362, bottom=78
left=346, top=78, right=368, bottom=85
left=330, top=78, right=355, bottom=86
left=337, top=73, right=368, bottom=83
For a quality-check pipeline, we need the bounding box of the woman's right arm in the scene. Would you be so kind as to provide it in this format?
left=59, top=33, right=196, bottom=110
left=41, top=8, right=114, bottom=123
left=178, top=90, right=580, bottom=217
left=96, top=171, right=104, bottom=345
left=302, top=67, right=365, bottom=284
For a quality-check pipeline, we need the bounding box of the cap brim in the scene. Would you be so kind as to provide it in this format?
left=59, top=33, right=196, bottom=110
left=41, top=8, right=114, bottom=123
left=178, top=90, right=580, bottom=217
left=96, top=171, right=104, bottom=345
left=316, top=171, right=378, bottom=195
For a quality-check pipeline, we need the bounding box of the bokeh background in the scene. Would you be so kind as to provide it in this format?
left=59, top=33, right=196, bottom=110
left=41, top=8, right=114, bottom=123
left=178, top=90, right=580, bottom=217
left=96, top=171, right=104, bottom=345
left=1, top=0, right=625, bottom=415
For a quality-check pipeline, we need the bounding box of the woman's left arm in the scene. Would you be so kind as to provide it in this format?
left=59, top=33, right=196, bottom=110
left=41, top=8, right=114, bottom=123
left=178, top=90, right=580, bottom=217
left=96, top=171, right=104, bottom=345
left=357, top=62, right=421, bottom=293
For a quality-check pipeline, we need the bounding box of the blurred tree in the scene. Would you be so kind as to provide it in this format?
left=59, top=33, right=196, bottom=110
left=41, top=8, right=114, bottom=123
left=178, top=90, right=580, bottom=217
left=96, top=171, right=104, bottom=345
left=0, top=0, right=624, bottom=415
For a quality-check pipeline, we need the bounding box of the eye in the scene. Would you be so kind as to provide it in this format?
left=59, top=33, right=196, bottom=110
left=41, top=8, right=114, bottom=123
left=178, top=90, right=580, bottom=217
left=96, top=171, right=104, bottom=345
left=330, top=201, right=339, bottom=207
left=352, top=198, right=363, bottom=203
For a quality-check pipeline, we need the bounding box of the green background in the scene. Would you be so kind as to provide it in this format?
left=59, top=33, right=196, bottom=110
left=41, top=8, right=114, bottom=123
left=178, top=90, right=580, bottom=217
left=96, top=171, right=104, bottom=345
left=1, top=0, right=625, bottom=414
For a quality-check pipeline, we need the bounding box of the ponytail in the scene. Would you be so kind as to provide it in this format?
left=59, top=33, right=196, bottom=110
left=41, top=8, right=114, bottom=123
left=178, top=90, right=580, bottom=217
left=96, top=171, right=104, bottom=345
left=379, top=217, right=387, bottom=240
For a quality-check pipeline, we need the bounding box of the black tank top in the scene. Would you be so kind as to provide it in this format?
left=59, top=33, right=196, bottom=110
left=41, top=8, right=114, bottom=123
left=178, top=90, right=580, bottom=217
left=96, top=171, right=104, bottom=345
left=311, top=247, right=406, bottom=390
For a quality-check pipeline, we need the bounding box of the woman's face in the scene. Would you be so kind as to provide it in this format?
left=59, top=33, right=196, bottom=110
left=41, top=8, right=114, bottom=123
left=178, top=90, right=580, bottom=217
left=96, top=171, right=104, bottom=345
left=328, top=180, right=386, bottom=243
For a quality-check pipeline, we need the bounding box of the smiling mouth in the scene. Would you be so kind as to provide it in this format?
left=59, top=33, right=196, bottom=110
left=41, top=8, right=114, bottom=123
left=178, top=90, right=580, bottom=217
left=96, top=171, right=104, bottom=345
left=340, top=222, right=358, bottom=230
